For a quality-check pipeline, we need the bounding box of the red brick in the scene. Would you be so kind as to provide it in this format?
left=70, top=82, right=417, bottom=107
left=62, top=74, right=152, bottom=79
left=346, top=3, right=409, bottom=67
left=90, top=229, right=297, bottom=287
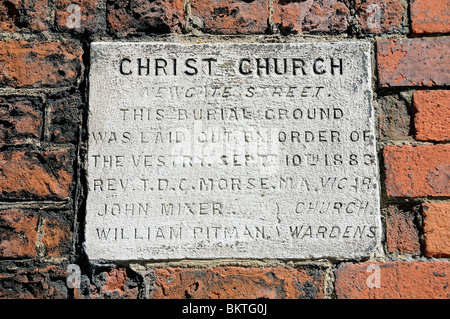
left=355, top=0, right=403, bottom=34
left=150, top=266, right=326, bottom=299
left=107, top=0, right=184, bottom=35
left=410, top=0, right=450, bottom=34
left=0, top=148, right=74, bottom=200
left=41, top=213, right=73, bottom=257
left=0, top=209, right=38, bottom=258
left=48, top=94, right=83, bottom=144
left=0, top=264, right=68, bottom=299
left=413, top=90, right=450, bottom=142
left=0, top=41, right=83, bottom=88
left=55, top=0, right=103, bottom=34
left=422, top=202, right=450, bottom=258
left=384, top=205, right=420, bottom=254
left=377, top=38, right=450, bottom=87
left=191, top=0, right=269, bottom=34
left=0, top=0, right=48, bottom=32
left=0, top=96, right=43, bottom=144
left=273, top=0, right=349, bottom=34
left=335, top=261, right=450, bottom=299
left=384, top=145, right=450, bottom=197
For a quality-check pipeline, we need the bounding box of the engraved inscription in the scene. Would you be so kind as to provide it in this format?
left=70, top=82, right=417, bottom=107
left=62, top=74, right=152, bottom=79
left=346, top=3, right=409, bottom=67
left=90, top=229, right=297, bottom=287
left=86, top=42, right=382, bottom=260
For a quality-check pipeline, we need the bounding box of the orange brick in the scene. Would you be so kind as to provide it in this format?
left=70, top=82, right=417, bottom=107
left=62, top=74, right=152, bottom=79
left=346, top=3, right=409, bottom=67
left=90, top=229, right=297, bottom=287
left=377, top=38, right=450, bottom=87
left=191, top=0, right=268, bottom=34
left=423, top=202, right=450, bottom=258
left=411, top=0, right=450, bottom=34
left=383, top=145, right=450, bottom=197
left=335, top=261, right=450, bottom=299
left=0, top=41, right=83, bottom=88
left=413, top=90, right=450, bottom=142
left=55, top=0, right=103, bottom=34
left=0, top=96, right=43, bottom=144
left=150, top=266, right=326, bottom=299
left=273, top=0, right=349, bottom=34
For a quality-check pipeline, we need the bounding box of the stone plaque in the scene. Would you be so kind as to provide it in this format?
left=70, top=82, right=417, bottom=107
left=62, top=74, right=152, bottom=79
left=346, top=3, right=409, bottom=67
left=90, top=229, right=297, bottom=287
left=85, top=42, right=382, bottom=260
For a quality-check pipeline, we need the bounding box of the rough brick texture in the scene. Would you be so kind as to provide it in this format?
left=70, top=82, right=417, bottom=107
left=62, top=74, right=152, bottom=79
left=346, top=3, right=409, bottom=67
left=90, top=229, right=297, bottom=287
left=413, top=90, right=450, bottom=142
left=354, top=0, right=403, bottom=34
left=150, top=266, right=326, bottom=299
left=55, top=0, right=103, bottom=34
left=0, top=96, right=43, bottom=144
left=0, top=209, right=38, bottom=259
left=74, top=267, right=140, bottom=299
left=422, top=202, right=450, bottom=258
left=40, top=212, right=73, bottom=257
left=384, top=205, right=420, bottom=254
left=273, top=0, right=349, bottom=34
left=384, top=145, right=450, bottom=197
left=377, top=94, right=413, bottom=141
left=191, top=0, right=269, bottom=34
left=107, top=0, right=184, bottom=35
left=48, top=94, right=83, bottom=144
left=410, top=0, right=450, bottom=34
left=0, top=263, right=68, bottom=299
left=335, top=261, right=450, bottom=299
left=0, top=148, right=75, bottom=200
left=0, top=41, right=83, bottom=88
left=377, top=38, right=450, bottom=87
left=0, top=0, right=48, bottom=32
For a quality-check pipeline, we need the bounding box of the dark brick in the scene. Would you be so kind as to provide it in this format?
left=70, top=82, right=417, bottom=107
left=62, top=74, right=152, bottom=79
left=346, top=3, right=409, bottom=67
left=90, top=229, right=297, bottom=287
left=273, top=0, right=349, bottom=34
left=0, top=148, right=75, bottom=200
left=107, top=0, right=184, bottom=35
left=191, top=0, right=269, bottom=34
left=0, top=96, right=43, bottom=144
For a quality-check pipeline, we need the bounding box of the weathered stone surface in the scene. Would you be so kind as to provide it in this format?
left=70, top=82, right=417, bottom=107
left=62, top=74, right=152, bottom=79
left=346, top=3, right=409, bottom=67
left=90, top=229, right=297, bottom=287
left=86, top=42, right=381, bottom=260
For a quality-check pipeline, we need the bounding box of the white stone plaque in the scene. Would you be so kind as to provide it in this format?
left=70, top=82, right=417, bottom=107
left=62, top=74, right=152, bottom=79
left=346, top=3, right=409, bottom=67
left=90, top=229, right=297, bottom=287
left=85, top=42, right=382, bottom=260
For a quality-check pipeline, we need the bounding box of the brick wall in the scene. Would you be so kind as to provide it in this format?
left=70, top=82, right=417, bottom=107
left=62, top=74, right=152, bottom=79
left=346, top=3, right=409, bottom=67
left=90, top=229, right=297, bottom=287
left=0, top=0, right=448, bottom=299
